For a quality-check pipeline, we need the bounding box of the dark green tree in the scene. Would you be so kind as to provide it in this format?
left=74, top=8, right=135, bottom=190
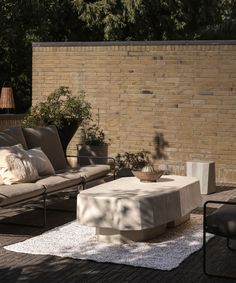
left=74, top=0, right=232, bottom=40
left=0, top=0, right=85, bottom=113
left=1, top=0, right=236, bottom=113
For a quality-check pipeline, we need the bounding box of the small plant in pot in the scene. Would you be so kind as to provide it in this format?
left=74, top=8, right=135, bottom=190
left=114, top=150, right=152, bottom=177
left=77, top=124, right=110, bottom=166
left=22, top=86, right=92, bottom=154
left=115, top=150, right=164, bottom=181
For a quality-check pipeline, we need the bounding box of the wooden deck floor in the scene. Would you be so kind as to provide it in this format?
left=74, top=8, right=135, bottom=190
left=1, top=185, right=236, bottom=283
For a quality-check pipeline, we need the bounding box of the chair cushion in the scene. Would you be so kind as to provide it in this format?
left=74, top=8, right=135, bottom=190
left=0, top=183, right=45, bottom=207
left=27, top=147, right=55, bottom=176
left=36, top=175, right=80, bottom=194
left=79, top=165, right=111, bottom=181
left=57, top=165, right=111, bottom=182
left=0, top=127, right=28, bottom=149
left=56, top=169, right=83, bottom=185
left=23, top=125, right=67, bottom=171
left=206, top=204, right=236, bottom=238
left=0, top=145, right=39, bottom=185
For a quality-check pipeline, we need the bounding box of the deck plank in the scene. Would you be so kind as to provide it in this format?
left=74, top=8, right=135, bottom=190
left=1, top=185, right=236, bottom=282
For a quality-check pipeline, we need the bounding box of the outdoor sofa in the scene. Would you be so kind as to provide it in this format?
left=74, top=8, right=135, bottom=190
left=0, top=125, right=113, bottom=226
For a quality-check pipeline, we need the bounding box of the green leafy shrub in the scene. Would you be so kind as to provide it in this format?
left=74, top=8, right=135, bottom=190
left=115, top=150, right=152, bottom=171
left=81, top=124, right=109, bottom=146
left=22, top=86, right=91, bottom=128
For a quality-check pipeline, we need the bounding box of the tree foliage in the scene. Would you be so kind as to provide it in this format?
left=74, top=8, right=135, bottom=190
left=0, top=0, right=84, bottom=113
left=74, top=0, right=236, bottom=40
left=0, top=0, right=236, bottom=112
left=22, top=86, right=91, bottom=128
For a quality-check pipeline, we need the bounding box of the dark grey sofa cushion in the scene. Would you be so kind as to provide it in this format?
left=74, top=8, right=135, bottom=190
left=0, top=127, right=28, bottom=149
left=0, top=183, right=45, bottom=207
left=23, top=125, right=67, bottom=171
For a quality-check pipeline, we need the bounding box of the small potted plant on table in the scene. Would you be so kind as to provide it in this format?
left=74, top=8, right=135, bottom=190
left=115, top=150, right=151, bottom=177
left=115, top=150, right=164, bottom=181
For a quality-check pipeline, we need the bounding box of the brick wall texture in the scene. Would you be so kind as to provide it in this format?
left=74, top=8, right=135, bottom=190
left=32, top=42, right=236, bottom=183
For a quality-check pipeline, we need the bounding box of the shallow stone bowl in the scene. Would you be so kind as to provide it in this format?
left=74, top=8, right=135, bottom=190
left=132, top=170, right=164, bottom=182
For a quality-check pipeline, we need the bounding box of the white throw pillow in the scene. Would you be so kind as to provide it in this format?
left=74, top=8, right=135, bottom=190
left=0, top=145, right=39, bottom=185
left=0, top=144, right=24, bottom=185
left=27, top=147, right=55, bottom=176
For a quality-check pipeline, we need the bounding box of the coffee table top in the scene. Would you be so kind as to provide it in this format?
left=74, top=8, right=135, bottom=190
left=77, top=175, right=201, bottom=231
left=79, top=175, right=200, bottom=199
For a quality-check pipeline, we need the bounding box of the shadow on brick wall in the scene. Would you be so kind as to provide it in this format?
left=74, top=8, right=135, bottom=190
left=153, top=132, right=169, bottom=160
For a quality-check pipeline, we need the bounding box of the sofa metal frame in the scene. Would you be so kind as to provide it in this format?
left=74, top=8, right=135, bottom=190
left=0, top=179, right=86, bottom=228
left=0, top=192, right=47, bottom=228
left=0, top=162, right=115, bottom=228
left=203, top=200, right=236, bottom=280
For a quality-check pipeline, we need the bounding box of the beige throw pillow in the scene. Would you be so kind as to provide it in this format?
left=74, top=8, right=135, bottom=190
left=27, top=147, right=55, bottom=176
left=0, top=146, right=39, bottom=185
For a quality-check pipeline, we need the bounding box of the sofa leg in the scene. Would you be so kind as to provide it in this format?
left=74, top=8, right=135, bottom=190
left=227, top=238, right=236, bottom=251
left=43, top=193, right=47, bottom=227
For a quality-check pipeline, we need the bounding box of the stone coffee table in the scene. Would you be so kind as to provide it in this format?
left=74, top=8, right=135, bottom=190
left=77, top=175, right=201, bottom=243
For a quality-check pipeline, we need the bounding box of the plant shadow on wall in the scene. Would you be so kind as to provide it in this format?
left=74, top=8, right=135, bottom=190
left=22, top=86, right=92, bottom=153
left=152, top=132, right=170, bottom=173
left=153, top=132, right=169, bottom=160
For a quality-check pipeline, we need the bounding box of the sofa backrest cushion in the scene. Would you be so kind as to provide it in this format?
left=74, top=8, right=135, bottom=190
left=0, top=127, right=28, bottom=149
left=22, top=125, right=67, bottom=171
left=27, top=147, right=55, bottom=176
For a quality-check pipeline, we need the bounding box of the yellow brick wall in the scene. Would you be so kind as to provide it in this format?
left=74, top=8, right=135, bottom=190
left=32, top=42, right=236, bottom=183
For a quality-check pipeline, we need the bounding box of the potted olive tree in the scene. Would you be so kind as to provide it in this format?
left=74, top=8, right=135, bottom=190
left=77, top=124, right=110, bottom=166
left=22, top=86, right=91, bottom=153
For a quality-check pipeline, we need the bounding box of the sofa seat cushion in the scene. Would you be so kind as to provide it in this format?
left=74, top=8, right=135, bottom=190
left=79, top=165, right=111, bottom=181
left=0, top=127, right=28, bottom=149
left=56, top=170, right=83, bottom=185
left=58, top=165, right=111, bottom=182
left=0, top=183, right=45, bottom=207
left=23, top=126, right=67, bottom=171
left=36, top=175, right=81, bottom=194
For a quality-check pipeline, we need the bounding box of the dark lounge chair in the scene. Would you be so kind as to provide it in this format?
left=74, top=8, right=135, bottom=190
left=203, top=200, right=236, bottom=279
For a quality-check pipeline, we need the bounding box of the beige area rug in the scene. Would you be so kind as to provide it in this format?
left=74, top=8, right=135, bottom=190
left=4, top=215, right=212, bottom=271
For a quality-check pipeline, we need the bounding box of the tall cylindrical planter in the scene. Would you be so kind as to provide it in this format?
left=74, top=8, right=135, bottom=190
left=57, top=120, right=79, bottom=154
left=77, top=144, right=108, bottom=166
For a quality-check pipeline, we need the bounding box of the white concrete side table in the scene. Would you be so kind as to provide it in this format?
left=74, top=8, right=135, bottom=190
left=186, top=161, right=216, bottom=194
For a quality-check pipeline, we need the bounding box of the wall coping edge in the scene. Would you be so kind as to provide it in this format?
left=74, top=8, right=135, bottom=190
left=32, top=40, right=236, bottom=47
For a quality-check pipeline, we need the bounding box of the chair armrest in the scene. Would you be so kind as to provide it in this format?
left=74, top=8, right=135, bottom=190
left=78, top=155, right=115, bottom=164
left=67, top=154, right=116, bottom=169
